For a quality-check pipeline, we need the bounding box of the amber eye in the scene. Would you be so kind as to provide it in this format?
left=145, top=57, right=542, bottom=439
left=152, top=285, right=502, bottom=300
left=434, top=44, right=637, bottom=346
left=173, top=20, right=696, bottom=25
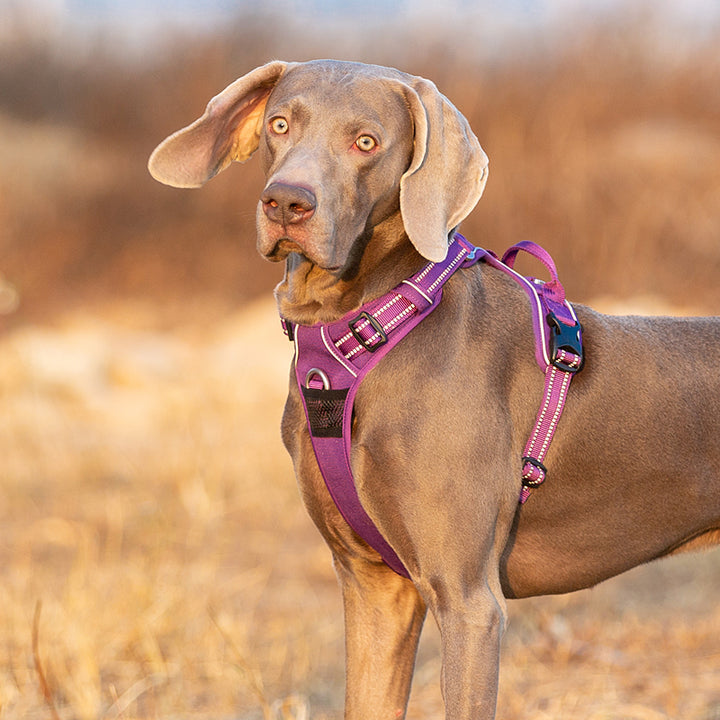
left=270, top=117, right=289, bottom=135
left=355, top=135, right=377, bottom=152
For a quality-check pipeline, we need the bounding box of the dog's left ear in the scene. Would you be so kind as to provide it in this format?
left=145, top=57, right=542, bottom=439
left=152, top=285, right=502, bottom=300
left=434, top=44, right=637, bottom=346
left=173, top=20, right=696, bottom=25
left=148, top=60, right=291, bottom=188
left=399, top=77, right=489, bottom=262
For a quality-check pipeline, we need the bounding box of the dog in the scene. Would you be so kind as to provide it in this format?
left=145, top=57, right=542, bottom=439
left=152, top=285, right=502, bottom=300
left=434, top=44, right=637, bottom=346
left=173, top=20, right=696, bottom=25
left=148, top=59, right=720, bottom=719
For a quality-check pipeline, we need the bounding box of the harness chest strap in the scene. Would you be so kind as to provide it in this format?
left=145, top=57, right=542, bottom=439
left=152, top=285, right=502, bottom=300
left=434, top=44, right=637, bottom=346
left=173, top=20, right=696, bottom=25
left=282, top=235, right=583, bottom=578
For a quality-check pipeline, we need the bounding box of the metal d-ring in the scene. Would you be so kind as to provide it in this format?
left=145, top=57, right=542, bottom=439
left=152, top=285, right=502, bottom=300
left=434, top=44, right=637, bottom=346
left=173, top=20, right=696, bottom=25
left=305, top=367, right=331, bottom=390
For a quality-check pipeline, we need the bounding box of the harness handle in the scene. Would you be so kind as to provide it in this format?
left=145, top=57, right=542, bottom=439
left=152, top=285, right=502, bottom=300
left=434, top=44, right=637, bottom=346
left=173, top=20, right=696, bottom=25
left=501, top=241, right=566, bottom=306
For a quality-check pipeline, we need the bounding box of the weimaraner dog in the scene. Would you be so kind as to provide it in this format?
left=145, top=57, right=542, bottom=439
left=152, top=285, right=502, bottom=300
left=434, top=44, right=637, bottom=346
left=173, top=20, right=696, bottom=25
left=148, top=60, right=720, bottom=719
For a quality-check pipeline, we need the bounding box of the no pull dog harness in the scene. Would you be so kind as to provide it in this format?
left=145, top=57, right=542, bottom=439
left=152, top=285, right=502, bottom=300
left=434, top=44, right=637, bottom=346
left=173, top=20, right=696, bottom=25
left=281, top=234, right=583, bottom=578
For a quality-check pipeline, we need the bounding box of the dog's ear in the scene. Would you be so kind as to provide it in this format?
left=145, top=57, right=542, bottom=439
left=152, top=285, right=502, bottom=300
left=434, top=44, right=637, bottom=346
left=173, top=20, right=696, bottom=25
left=399, top=77, right=488, bottom=262
left=148, top=61, right=290, bottom=188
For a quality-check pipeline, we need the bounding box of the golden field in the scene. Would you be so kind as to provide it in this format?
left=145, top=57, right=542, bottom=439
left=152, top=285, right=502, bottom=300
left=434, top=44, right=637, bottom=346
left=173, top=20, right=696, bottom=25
left=1, top=9, right=719, bottom=719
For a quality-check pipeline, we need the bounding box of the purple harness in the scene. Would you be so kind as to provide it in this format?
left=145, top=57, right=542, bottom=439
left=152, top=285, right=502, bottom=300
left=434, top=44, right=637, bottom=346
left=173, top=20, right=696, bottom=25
left=281, top=234, right=583, bottom=578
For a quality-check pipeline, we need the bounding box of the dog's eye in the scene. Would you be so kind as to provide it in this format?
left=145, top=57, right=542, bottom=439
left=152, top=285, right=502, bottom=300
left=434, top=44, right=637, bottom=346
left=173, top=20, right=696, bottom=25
left=355, top=135, right=377, bottom=152
left=270, top=117, right=289, bottom=135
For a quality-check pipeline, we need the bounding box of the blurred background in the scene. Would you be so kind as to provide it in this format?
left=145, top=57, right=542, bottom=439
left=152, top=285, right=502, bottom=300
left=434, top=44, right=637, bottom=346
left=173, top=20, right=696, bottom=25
left=1, top=1, right=719, bottom=719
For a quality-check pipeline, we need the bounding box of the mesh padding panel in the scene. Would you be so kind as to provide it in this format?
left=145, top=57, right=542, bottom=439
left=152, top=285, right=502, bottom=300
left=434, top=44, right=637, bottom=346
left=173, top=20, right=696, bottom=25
left=301, top=387, right=350, bottom=438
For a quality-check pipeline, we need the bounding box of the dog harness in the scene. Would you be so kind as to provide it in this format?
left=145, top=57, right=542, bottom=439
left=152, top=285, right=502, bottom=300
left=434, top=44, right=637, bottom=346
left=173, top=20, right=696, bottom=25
left=280, top=234, right=583, bottom=578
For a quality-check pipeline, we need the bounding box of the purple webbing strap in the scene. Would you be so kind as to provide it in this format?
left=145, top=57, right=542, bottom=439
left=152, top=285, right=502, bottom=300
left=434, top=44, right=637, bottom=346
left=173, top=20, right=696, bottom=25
left=474, top=241, right=579, bottom=370
left=518, top=351, right=581, bottom=503
left=488, top=241, right=583, bottom=503
left=291, top=237, right=479, bottom=577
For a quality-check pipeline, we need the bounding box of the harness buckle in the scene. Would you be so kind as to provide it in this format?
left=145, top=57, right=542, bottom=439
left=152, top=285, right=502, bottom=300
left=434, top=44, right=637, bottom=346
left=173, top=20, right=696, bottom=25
left=348, top=311, right=388, bottom=353
left=547, top=312, right=583, bottom=373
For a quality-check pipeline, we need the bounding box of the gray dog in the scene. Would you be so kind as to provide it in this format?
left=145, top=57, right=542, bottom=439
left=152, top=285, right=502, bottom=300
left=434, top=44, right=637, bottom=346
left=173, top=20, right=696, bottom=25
left=149, top=60, right=720, bottom=719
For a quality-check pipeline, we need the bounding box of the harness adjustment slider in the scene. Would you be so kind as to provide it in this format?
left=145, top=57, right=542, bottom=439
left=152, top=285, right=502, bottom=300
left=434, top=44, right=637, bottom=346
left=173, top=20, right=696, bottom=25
left=348, top=311, right=388, bottom=352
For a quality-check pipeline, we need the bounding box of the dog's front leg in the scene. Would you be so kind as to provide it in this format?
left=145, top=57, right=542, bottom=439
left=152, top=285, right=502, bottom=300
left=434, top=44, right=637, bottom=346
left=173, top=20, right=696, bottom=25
left=404, top=487, right=511, bottom=719
left=430, top=587, right=505, bottom=720
left=335, top=554, right=426, bottom=720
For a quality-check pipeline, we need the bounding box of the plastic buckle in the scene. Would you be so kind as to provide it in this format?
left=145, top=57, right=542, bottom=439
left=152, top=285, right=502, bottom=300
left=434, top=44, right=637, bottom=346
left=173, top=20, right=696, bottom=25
left=348, top=311, right=388, bottom=353
left=547, top=312, right=583, bottom=373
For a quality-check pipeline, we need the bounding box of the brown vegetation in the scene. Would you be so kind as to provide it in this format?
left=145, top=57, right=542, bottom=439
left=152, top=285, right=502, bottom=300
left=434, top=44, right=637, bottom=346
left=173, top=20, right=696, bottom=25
left=0, top=9, right=719, bottom=719
left=2, top=12, right=720, bottom=326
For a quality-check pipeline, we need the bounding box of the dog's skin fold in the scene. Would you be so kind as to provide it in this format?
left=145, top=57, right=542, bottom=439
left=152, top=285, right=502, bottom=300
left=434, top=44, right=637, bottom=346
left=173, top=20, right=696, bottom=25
left=149, top=59, right=720, bottom=720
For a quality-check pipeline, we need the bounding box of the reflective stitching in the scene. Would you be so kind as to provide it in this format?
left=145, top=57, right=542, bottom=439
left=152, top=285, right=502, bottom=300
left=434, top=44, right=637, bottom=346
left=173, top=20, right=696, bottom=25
left=426, top=249, right=466, bottom=292
left=321, top=326, right=358, bottom=377
left=343, top=302, right=417, bottom=359
left=334, top=246, right=468, bottom=356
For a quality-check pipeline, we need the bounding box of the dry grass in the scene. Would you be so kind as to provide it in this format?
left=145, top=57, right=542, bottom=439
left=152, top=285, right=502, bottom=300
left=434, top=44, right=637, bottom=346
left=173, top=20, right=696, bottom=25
left=1, top=8, right=720, bottom=720
left=0, top=299, right=341, bottom=719
left=0, top=299, right=718, bottom=719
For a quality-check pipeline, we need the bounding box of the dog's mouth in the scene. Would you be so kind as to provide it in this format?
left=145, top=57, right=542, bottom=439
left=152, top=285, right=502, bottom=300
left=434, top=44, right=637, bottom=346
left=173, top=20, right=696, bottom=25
left=266, top=237, right=342, bottom=272
left=266, top=237, right=304, bottom=260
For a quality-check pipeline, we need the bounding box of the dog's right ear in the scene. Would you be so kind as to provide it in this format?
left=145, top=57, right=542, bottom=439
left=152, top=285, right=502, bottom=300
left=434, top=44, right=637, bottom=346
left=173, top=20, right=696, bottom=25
left=148, top=61, right=290, bottom=188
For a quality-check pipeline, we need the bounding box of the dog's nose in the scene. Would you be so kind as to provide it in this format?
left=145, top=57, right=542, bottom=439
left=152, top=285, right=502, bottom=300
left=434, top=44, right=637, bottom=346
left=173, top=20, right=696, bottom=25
left=261, top=183, right=316, bottom=225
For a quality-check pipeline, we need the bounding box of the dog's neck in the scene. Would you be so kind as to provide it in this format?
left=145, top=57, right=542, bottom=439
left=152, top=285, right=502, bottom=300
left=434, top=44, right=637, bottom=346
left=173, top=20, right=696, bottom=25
left=274, top=212, right=426, bottom=326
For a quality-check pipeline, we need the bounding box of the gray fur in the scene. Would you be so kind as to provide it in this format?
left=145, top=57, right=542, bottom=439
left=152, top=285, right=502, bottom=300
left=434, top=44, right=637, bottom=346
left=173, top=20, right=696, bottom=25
left=149, top=59, right=720, bottom=719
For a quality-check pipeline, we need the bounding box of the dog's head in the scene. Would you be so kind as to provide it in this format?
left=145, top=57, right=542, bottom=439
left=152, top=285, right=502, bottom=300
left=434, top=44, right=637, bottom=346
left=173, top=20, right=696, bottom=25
left=148, top=60, right=488, bottom=268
